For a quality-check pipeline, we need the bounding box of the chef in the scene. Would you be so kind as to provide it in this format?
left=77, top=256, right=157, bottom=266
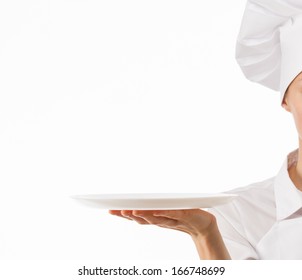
left=110, top=0, right=302, bottom=259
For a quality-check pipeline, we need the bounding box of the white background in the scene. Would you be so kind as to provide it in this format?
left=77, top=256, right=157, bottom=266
left=0, top=0, right=298, bottom=260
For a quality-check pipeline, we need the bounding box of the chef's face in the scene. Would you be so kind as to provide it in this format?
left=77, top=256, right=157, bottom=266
left=282, top=71, right=302, bottom=139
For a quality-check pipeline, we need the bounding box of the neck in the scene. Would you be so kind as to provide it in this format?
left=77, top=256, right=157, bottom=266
left=289, top=139, right=302, bottom=191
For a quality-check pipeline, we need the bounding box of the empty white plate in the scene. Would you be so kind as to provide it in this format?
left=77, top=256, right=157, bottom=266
left=71, top=193, right=238, bottom=210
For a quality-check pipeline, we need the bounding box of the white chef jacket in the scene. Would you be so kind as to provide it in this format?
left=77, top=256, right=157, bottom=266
left=209, top=149, right=302, bottom=259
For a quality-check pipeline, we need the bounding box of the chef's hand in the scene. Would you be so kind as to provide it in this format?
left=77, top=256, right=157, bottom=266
left=109, top=209, right=214, bottom=237
left=109, top=209, right=231, bottom=259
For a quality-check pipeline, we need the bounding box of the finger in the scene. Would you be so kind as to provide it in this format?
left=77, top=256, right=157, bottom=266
left=108, top=210, right=132, bottom=221
left=133, top=210, right=179, bottom=227
left=109, top=210, right=123, bottom=216
left=132, top=210, right=174, bottom=221
left=109, top=210, right=122, bottom=215
left=152, top=209, right=204, bottom=221
left=121, top=210, right=149, bottom=225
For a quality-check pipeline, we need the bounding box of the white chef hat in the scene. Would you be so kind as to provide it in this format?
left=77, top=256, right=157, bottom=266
left=236, top=0, right=302, bottom=102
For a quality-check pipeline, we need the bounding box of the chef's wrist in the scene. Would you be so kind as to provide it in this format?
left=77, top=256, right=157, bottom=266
left=190, top=214, right=219, bottom=240
left=190, top=217, right=231, bottom=260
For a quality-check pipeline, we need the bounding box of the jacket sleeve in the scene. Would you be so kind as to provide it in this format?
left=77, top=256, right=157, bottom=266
left=208, top=202, right=259, bottom=260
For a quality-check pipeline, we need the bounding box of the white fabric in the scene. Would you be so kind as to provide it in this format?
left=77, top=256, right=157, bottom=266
left=235, top=0, right=302, bottom=102
left=209, top=149, right=302, bottom=259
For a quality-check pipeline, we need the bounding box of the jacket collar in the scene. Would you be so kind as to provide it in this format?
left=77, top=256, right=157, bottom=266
left=274, top=149, right=302, bottom=221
